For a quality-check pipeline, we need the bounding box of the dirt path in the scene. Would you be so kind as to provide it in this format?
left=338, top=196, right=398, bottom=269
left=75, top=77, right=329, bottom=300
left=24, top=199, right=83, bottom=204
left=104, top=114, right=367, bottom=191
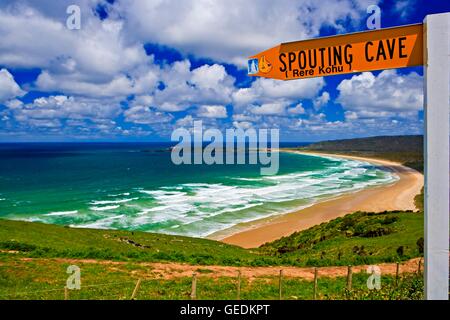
left=19, top=257, right=423, bottom=281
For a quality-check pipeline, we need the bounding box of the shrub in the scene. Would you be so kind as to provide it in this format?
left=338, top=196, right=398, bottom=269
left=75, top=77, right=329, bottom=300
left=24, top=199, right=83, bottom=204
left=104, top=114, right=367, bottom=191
left=381, top=216, right=399, bottom=225
left=416, top=237, right=424, bottom=254
left=352, top=245, right=367, bottom=256
left=0, top=241, right=37, bottom=252
left=360, top=226, right=393, bottom=238
left=344, top=273, right=424, bottom=300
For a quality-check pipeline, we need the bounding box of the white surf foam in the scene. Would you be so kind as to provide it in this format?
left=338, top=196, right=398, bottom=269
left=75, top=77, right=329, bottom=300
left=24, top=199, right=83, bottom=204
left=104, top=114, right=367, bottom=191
left=90, top=198, right=138, bottom=205
left=89, top=205, right=120, bottom=211
left=45, top=210, right=78, bottom=216
left=108, top=192, right=131, bottom=197
left=74, top=214, right=126, bottom=229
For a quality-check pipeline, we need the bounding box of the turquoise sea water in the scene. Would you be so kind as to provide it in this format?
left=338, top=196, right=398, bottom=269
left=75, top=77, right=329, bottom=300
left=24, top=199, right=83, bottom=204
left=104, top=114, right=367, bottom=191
left=0, top=143, right=398, bottom=237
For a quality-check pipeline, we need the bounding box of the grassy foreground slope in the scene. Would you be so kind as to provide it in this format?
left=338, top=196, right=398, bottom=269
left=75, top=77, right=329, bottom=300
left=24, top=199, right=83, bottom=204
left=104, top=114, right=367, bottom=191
left=0, top=220, right=264, bottom=266
left=0, top=254, right=423, bottom=300
left=0, top=211, right=424, bottom=299
left=0, top=205, right=423, bottom=268
left=260, top=210, right=424, bottom=266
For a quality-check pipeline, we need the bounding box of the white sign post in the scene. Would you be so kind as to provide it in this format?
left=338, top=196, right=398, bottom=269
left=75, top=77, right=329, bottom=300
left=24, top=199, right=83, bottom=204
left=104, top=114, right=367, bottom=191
left=423, top=12, right=449, bottom=300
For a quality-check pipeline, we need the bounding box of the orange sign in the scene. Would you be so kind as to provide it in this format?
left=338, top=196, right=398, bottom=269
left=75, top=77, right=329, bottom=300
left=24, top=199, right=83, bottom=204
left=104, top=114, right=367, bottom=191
left=248, top=24, right=423, bottom=80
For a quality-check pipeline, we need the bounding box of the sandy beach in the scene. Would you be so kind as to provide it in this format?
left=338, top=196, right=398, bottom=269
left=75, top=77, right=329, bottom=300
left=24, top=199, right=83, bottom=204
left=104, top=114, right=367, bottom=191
left=214, top=151, right=423, bottom=248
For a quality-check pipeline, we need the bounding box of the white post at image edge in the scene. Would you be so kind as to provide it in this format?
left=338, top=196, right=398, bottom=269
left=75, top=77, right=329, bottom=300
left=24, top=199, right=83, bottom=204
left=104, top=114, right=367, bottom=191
left=423, top=13, right=449, bottom=300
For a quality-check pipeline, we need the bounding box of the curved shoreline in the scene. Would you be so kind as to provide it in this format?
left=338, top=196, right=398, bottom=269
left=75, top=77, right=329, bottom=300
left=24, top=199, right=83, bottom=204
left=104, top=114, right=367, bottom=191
left=211, top=151, right=423, bottom=248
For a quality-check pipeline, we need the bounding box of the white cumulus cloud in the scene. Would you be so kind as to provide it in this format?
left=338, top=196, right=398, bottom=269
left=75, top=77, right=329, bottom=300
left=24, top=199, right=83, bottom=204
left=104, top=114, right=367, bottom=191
left=337, top=70, right=423, bottom=119
left=116, top=0, right=379, bottom=66
left=197, top=105, right=228, bottom=118
left=0, top=69, right=26, bottom=103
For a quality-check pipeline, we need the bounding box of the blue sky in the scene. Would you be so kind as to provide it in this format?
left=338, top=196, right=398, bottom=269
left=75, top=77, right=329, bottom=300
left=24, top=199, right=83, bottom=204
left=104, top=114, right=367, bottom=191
left=0, top=0, right=448, bottom=142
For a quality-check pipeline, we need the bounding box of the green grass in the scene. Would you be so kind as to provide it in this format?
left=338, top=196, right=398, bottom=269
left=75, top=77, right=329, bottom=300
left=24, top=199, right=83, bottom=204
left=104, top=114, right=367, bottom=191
left=260, top=210, right=424, bottom=266
left=0, top=254, right=423, bottom=300
left=0, top=219, right=269, bottom=266
left=0, top=198, right=424, bottom=267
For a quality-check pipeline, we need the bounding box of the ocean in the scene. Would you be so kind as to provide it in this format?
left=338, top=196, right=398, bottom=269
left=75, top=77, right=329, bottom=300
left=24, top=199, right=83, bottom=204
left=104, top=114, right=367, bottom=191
left=0, top=143, right=398, bottom=238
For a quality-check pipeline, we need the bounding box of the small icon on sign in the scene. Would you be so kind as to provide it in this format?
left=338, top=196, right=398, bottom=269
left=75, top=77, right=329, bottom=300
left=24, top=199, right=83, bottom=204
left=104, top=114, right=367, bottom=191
left=248, top=58, right=259, bottom=75
left=259, top=56, right=272, bottom=74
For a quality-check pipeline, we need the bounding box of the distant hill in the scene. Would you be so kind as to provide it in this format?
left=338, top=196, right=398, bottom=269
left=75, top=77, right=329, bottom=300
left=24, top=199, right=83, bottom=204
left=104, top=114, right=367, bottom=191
left=299, top=135, right=423, bottom=172
left=305, top=135, right=423, bottom=153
